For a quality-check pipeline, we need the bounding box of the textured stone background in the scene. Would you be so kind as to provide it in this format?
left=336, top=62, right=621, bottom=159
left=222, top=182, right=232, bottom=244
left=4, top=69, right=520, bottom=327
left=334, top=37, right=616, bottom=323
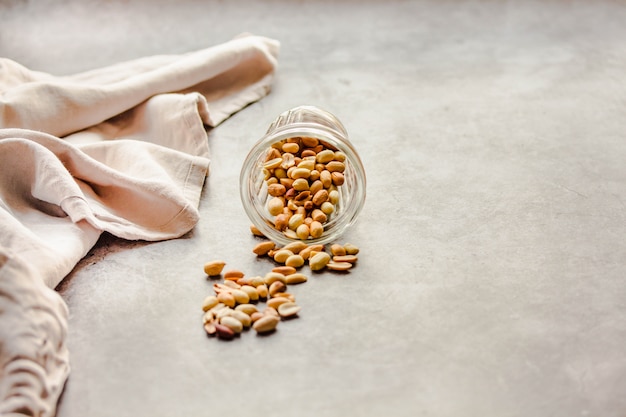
left=2, top=1, right=625, bottom=416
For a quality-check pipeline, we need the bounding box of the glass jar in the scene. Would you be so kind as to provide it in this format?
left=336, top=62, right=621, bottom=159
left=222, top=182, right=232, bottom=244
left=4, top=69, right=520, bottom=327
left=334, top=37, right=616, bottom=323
left=240, top=105, right=366, bottom=245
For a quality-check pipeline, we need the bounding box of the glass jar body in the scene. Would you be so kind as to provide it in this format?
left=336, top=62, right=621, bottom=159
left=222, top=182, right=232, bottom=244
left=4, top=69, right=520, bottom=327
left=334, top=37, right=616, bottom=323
left=240, top=106, right=366, bottom=246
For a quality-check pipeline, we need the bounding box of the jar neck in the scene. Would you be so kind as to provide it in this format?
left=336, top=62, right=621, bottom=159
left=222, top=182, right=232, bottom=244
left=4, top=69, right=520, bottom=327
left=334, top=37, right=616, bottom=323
left=266, top=105, right=348, bottom=139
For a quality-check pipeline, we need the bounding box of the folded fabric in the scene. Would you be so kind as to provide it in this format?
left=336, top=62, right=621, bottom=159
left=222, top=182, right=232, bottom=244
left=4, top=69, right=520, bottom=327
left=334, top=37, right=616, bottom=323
left=0, top=34, right=279, bottom=417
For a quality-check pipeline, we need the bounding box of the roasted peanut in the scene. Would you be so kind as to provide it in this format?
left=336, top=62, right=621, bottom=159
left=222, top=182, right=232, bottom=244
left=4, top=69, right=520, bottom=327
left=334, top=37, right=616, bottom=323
left=316, top=149, right=335, bottom=163
left=256, top=284, right=269, bottom=298
left=272, top=265, right=297, bottom=275
left=285, top=254, right=305, bottom=268
left=223, top=269, right=245, bottom=280
left=282, top=241, right=309, bottom=253
left=222, top=280, right=240, bottom=289
left=240, top=285, right=259, bottom=301
left=343, top=243, right=360, bottom=255
left=301, top=137, right=319, bottom=147
left=326, top=261, right=353, bottom=271
left=268, top=197, right=284, bottom=216
left=248, top=276, right=265, bottom=287
left=264, top=272, right=286, bottom=285
left=217, top=292, right=235, bottom=308
left=267, top=296, right=290, bottom=310
left=309, top=221, right=323, bottom=238
left=285, top=273, right=308, bottom=284
left=231, top=289, right=250, bottom=305
left=250, top=225, right=265, bottom=237
left=309, top=251, right=331, bottom=271
left=253, top=315, right=280, bottom=334
left=250, top=311, right=264, bottom=323
left=203, top=260, right=226, bottom=276
left=296, top=224, right=310, bottom=240
left=263, top=307, right=280, bottom=317
left=269, top=280, right=287, bottom=297
left=320, top=201, right=335, bottom=215
left=278, top=302, right=301, bottom=318
left=326, top=161, right=345, bottom=173
left=268, top=183, right=287, bottom=197
left=333, top=255, right=358, bottom=264
left=273, top=249, right=294, bottom=264
left=204, top=322, right=217, bottom=336
left=202, top=295, right=219, bottom=312
left=273, top=292, right=296, bottom=302
left=299, top=244, right=324, bottom=260
left=214, top=323, right=235, bottom=340
left=263, top=157, right=282, bottom=170
left=330, top=244, right=346, bottom=256
left=282, top=142, right=300, bottom=154
left=235, top=304, right=258, bottom=316
left=220, top=316, right=243, bottom=334
left=253, top=241, right=276, bottom=256
left=331, top=172, right=344, bottom=186
left=231, top=310, right=252, bottom=328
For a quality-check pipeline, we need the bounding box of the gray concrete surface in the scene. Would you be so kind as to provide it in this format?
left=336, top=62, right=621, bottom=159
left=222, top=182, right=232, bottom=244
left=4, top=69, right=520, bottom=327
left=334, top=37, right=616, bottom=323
left=2, top=0, right=626, bottom=416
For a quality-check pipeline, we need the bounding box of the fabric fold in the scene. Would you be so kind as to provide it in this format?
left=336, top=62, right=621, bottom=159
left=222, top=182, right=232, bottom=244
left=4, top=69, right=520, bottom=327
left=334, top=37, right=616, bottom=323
left=0, top=34, right=280, bottom=137
left=0, top=249, right=70, bottom=417
left=0, top=33, right=280, bottom=417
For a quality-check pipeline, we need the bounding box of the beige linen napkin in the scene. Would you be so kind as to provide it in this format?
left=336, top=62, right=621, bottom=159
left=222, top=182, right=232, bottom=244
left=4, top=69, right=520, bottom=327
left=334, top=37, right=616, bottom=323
left=0, top=34, right=279, bottom=417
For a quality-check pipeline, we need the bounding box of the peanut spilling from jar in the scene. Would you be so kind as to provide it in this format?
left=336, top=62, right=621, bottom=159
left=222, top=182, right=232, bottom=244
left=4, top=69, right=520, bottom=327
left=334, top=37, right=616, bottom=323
left=201, top=262, right=305, bottom=340
left=262, top=137, right=346, bottom=241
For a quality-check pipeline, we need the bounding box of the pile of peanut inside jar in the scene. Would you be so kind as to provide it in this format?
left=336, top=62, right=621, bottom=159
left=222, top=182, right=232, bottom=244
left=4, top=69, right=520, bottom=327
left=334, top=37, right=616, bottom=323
left=240, top=106, right=366, bottom=246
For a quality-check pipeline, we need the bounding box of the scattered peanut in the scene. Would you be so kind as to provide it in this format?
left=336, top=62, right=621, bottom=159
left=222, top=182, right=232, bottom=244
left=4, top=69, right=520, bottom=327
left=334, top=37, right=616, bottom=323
left=240, top=285, right=259, bottom=301
left=326, top=261, right=353, bottom=271
left=267, top=296, right=290, bottom=310
left=217, top=292, right=235, bottom=308
left=201, top=295, right=219, bottom=312
left=250, top=311, right=264, bottom=323
left=214, top=323, right=235, bottom=340
left=220, top=316, right=243, bottom=334
left=230, top=289, right=250, bottom=305
left=223, top=269, right=244, bottom=280
left=333, top=254, right=358, bottom=264
left=330, top=244, right=346, bottom=256
left=201, top=241, right=359, bottom=342
left=256, top=284, right=269, bottom=298
left=264, top=272, right=286, bottom=285
left=204, top=322, right=217, bottom=336
left=285, top=273, right=308, bottom=285
left=273, top=249, right=293, bottom=264
left=231, top=310, right=252, bottom=328
left=278, top=302, right=301, bottom=318
left=344, top=243, right=359, bottom=255
left=235, top=304, right=258, bottom=316
left=309, top=251, right=331, bottom=271
left=263, top=306, right=279, bottom=317
left=253, top=241, right=276, bottom=256
left=299, top=244, right=324, bottom=260
left=204, top=260, right=226, bottom=276
left=222, top=280, right=240, bottom=290
left=285, top=254, right=305, bottom=268
left=268, top=280, right=287, bottom=297
left=273, top=292, right=296, bottom=302
left=250, top=224, right=265, bottom=237
left=272, top=266, right=297, bottom=275
left=253, top=315, right=280, bottom=334
left=283, top=241, right=309, bottom=253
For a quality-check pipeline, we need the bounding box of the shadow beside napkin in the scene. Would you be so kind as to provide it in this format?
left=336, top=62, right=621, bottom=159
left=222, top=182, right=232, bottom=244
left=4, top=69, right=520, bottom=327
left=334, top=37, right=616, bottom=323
left=0, top=34, right=279, bottom=417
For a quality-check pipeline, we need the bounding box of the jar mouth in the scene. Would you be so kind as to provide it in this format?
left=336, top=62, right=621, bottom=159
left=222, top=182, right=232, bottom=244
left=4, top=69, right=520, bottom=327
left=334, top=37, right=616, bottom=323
left=240, top=124, right=366, bottom=246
